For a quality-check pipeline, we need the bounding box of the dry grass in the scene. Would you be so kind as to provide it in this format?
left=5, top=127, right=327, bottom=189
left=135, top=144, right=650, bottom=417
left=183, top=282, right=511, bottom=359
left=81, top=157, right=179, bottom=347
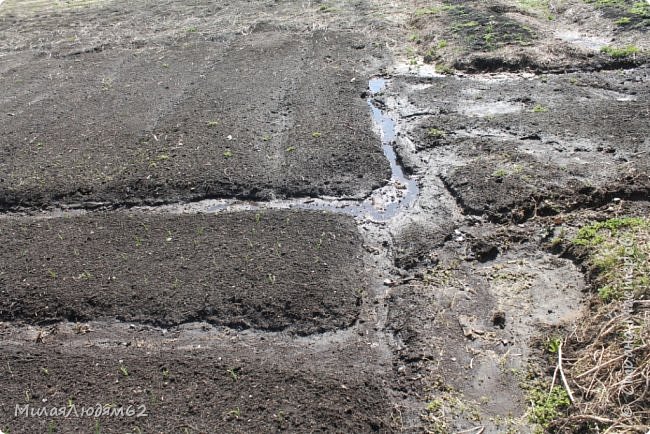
left=550, top=217, right=649, bottom=433
left=554, top=302, right=649, bottom=433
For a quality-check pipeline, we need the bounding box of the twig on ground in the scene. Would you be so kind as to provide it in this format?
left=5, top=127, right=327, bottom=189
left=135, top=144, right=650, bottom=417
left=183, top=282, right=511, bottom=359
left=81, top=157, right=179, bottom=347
left=558, top=342, right=575, bottom=403
left=454, top=426, right=484, bottom=434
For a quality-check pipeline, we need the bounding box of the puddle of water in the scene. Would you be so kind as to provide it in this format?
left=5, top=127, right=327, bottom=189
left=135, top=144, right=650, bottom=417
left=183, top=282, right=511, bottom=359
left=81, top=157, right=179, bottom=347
left=369, top=78, right=386, bottom=94
left=366, top=78, right=419, bottom=219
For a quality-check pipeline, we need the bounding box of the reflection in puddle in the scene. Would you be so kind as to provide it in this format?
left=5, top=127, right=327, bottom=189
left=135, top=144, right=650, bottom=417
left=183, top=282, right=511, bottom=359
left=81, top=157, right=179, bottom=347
left=365, top=78, right=419, bottom=219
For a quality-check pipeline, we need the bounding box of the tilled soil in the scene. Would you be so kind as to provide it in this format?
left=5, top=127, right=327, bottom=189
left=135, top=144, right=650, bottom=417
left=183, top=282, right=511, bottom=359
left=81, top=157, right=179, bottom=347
left=0, top=324, right=393, bottom=433
left=0, top=211, right=364, bottom=334
left=0, top=29, right=389, bottom=210
left=1, top=0, right=649, bottom=433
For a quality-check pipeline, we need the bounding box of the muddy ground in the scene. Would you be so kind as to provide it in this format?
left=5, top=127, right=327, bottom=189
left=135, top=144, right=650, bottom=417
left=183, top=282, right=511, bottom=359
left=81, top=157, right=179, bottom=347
left=0, top=0, right=648, bottom=433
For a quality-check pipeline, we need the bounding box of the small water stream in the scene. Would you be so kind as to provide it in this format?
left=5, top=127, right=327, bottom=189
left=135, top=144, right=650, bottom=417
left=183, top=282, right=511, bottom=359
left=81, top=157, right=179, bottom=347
left=363, top=77, right=419, bottom=219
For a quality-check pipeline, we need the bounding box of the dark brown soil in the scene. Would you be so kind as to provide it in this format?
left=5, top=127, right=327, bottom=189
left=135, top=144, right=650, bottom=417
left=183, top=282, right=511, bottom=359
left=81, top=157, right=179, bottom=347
left=0, top=336, right=392, bottom=433
left=1, top=0, right=649, bottom=433
left=0, top=210, right=364, bottom=334
left=0, top=30, right=389, bottom=210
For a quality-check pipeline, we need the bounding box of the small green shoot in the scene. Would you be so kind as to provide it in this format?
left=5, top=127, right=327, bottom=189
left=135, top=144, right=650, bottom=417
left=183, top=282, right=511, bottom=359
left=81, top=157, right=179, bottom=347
left=227, top=407, right=241, bottom=418
left=318, top=5, right=337, bottom=13
left=227, top=368, right=239, bottom=381
left=78, top=270, right=93, bottom=280
left=119, top=365, right=129, bottom=377
left=547, top=337, right=561, bottom=354
left=426, top=399, right=443, bottom=412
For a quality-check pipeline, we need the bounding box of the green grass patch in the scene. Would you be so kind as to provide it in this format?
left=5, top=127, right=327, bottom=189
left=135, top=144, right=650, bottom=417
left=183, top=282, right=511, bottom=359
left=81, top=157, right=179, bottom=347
left=629, top=1, right=650, bottom=17
left=573, top=217, right=649, bottom=302
left=427, top=127, right=446, bottom=138
left=585, top=0, right=627, bottom=6
left=435, top=63, right=454, bottom=75
left=525, top=381, right=571, bottom=430
left=414, top=5, right=456, bottom=16
left=574, top=217, right=647, bottom=246
left=600, top=44, right=639, bottom=58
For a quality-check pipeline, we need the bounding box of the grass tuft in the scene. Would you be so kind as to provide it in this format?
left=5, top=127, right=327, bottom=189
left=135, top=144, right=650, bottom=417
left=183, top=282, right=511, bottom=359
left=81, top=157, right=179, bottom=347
left=600, top=45, right=639, bottom=58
